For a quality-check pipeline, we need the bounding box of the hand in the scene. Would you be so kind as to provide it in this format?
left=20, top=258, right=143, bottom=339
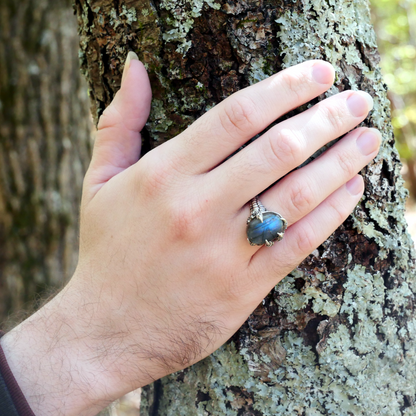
left=1, top=54, right=380, bottom=416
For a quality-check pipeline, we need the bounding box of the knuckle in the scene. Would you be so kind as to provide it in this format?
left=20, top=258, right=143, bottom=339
left=136, top=156, right=172, bottom=199
left=167, top=201, right=205, bottom=243
left=335, top=150, right=357, bottom=178
left=266, top=129, right=302, bottom=169
left=279, top=70, right=305, bottom=101
left=220, top=95, right=258, bottom=137
left=185, top=117, right=210, bottom=147
left=97, top=101, right=122, bottom=130
left=269, top=255, right=297, bottom=279
left=320, top=104, right=345, bottom=132
left=294, top=222, right=316, bottom=255
left=327, top=196, right=349, bottom=224
left=137, top=149, right=189, bottom=199
left=287, top=180, right=315, bottom=217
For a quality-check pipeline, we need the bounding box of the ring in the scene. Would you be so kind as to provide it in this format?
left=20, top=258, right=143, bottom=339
left=246, top=196, right=288, bottom=247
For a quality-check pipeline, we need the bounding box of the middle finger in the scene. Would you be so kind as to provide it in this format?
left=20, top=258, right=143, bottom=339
left=208, top=89, right=373, bottom=210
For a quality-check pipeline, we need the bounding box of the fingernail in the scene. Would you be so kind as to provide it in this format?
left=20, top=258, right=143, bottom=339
left=121, top=51, right=139, bottom=85
left=356, top=128, right=382, bottom=156
left=347, top=91, right=374, bottom=117
left=312, top=62, right=335, bottom=85
left=346, top=175, right=363, bottom=196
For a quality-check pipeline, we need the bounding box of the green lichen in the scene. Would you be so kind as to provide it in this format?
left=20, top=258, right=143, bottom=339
left=160, top=0, right=221, bottom=54
left=119, top=5, right=137, bottom=25
left=303, top=286, right=340, bottom=317
left=148, top=99, right=174, bottom=137
left=273, top=271, right=340, bottom=320
left=273, top=272, right=309, bottom=322
left=178, top=87, right=206, bottom=111
left=195, top=81, right=204, bottom=90
left=248, top=56, right=275, bottom=84
left=341, top=265, right=385, bottom=323
left=109, top=6, right=137, bottom=27
left=109, top=8, right=120, bottom=27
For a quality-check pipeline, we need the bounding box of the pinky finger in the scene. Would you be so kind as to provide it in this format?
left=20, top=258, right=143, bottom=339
left=249, top=175, right=364, bottom=289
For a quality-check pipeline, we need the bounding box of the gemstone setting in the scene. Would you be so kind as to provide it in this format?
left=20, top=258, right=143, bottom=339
left=247, top=211, right=287, bottom=246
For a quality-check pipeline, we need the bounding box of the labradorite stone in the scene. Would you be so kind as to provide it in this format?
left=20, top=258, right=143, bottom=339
left=247, top=212, right=285, bottom=246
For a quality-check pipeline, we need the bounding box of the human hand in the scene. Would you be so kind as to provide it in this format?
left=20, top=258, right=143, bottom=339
left=1, top=53, right=380, bottom=416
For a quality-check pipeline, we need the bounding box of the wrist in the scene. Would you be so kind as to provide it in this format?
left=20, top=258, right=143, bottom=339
left=0, top=331, right=36, bottom=416
left=0, top=283, right=119, bottom=416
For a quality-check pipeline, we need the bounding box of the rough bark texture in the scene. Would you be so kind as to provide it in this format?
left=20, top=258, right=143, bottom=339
left=74, top=0, right=416, bottom=414
left=0, top=0, right=91, bottom=322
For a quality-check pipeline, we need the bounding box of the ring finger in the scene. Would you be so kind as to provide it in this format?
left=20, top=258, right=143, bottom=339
left=234, top=127, right=381, bottom=248
left=259, top=127, right=381, bottom=225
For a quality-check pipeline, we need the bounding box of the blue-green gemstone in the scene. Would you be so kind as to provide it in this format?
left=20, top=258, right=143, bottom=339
left=247, top=212, right=285, bottom=246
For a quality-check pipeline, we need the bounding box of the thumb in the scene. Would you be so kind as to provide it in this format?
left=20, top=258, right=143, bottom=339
left=87, top=52, right=152, bottom=191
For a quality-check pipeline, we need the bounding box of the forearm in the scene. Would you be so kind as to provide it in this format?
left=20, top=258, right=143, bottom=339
left=0, top=283, right=120, bottom=416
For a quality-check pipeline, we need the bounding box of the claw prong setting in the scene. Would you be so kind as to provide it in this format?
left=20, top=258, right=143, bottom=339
left=246, top=196, right=287, bottom=247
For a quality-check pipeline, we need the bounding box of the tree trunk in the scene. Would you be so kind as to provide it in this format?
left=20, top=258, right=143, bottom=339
left=0, top=0, right=91, bottom=322
left=74, top=0, right=416, bottom=414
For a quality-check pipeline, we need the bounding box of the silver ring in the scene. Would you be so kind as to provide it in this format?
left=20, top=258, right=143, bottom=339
left=246, top=196, right=288, bottom=247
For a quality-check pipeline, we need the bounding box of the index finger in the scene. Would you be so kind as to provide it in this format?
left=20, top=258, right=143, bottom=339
left=163, top=60, right=335, bottom=175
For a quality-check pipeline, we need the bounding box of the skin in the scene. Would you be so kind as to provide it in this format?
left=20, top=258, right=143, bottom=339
left=0, top=55, right=380, bottom=416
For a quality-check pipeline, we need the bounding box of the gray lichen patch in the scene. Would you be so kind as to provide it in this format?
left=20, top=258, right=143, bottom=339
left=119, top=5, right=138, bottom=25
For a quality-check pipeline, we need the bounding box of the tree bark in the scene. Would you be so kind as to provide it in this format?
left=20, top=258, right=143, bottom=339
left=0, top=0, right=91, bottom=322
left=74, top=0, right=416, bottom=414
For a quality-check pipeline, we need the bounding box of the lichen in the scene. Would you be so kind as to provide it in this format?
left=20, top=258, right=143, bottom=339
left=303, top=286, right=340, bottom=317
left=248, top=56, right=274, bottom=84
left=119, top=5, right=137, bottom=25
left=160, top=0, right=221, bottom=54
left=147, top=99, right=174, bottom=139
left=340, top=265, right=385, bottom=323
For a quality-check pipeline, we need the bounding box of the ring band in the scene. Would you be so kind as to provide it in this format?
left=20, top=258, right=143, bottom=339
left=246, top=196, right=288, bottom=247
